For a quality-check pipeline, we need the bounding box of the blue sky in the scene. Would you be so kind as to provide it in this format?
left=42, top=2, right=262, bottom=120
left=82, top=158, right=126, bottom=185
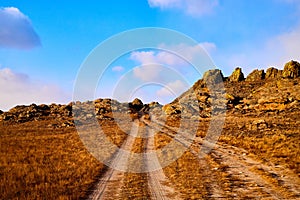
left=0, top=0, right=299, bottom=110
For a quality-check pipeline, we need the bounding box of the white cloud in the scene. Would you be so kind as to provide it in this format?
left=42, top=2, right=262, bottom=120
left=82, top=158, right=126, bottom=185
left=266, top=25, right=300, bottom=67
left=148, top=0, right=219, bottom=17
left=132, top=63, right=164, bottom=82
left=200, top=42, right=217, bottom=53
left=156, top=80, right=188, bottom=97
left=0, top=7, right=41, bottom=49
left=0, top=68, right=70, bottom=111
left=112, top=66, right=124, bottom=72
left=218, top=24, right=300, bottom=76
left=130, top=49, right=186, bottom=66
left=158, top=43, right=216, bottom=60
left=130, top=43, right=216, bottom=81
left=148, top=0, right=181, bottom=8
left=130, top=51, right=171, bottom=81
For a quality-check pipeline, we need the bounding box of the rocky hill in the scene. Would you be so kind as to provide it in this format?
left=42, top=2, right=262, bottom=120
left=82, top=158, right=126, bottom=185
left=163, top=60, right=300, bottom=118
left=0, top=60, right=299, bottom=125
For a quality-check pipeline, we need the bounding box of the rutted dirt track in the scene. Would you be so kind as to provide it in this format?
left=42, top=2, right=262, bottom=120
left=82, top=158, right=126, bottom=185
left=88, top=119, right=182, bottom=200
left=87, top=118, right=300, bottom=200
left=87, top=121, right=139, bottom=200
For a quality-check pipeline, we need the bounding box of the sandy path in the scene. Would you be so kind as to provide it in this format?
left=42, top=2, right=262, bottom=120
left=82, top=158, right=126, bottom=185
left=144, top=126, right=182, bottom=200
left=87, top=120, right=139, bottom=200
left=146, top=118, right=300, bottom=199
left=143, top=118, right=226, bottom=199
left=210, top=143, right=300, bottom=199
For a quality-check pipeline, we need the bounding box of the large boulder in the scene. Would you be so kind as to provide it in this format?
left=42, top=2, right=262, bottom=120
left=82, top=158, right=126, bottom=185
left=228, top=67, right=244, bottom=82
left=129, top=98, right=144, bottom=111
left=282, top=60, right=300, bottom=78
left=203, top=69, right=224, bottom=85
left=246, top=69, right=265, bottom=81
left=265, top=67, right=282, bottom=79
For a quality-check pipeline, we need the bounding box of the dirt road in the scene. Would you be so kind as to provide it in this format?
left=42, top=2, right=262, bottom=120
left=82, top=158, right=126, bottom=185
left=87, top=118, right=300, bottom=199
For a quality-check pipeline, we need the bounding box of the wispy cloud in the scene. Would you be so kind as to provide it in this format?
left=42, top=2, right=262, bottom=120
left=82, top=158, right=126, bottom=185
left=148, top=0, right=219, bottom=17
left=0, top=68, right=69, bottom=111
left=156, top=79, right=188, bottom=97
left=130, top=43, right=216, bottom=81
left=217, top=23, right=300, bottom=76
left=112, top=66, right=124, bottom=72
left=265, top=24, right=300, bottom=67
left=0, top=7, right=41, bottom=49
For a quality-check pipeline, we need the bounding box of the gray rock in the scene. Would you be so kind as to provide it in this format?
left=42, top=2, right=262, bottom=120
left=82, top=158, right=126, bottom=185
left=203, top=69, right=224, bottom=85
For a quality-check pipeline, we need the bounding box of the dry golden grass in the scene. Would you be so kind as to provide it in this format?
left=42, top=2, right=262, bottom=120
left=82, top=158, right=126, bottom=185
left=0, top=120, right=103, bottom=199
left=220, top=112, right=300, bottom=174
left=0, top=116, right=130, bottom=199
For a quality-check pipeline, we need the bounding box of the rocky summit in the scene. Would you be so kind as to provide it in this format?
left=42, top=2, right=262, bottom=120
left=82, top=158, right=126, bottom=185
left=164, top=60, right=300, bottom=118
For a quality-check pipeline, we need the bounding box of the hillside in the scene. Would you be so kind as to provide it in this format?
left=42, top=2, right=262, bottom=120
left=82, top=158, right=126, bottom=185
left=0, top=60, right=299, bottom=199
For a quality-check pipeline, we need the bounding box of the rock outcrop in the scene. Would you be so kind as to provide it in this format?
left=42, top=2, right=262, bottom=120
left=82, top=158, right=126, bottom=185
left=228, top=67, right=244, bottom=82
left=162, top=60, right=300, bottom=119
left=0, top=103, right=72, bottom=123
left=203, top=69, right=224, bottom=85
left=265, top=67, right=282, bottom=79
left=282, top=60, right=300, bottom=78
left=1, top=60, right=299, bottom=124
left=246, top=69, right=265, bottom=81
left=129, top=98, right=144, bottom=112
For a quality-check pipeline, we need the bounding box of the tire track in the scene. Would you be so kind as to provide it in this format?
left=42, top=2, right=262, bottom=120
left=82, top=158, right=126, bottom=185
left=87, top=120, right=139, bottom=200
left=144, top=126, right=182, bottom=200
left=210, top=144, right=300, bottom=199
left=142, top=118, right=226, bottom=199
left=144, top=117, right=300, bottom=199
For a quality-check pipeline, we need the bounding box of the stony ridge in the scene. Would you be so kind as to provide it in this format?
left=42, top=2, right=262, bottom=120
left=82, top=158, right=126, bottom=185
left=0, top=60, right=299, bottom=124
left=163, top=60, right=300, bottom=118
left=0, top=98, right=162, bottom=126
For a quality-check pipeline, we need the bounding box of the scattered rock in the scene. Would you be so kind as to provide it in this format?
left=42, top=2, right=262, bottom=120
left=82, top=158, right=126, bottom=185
left=247, top=119, right=268, bottom=131
left=226, top=93, right=236, bottom=101
left=246, top=69, right=265, bottom=81
left=61, top=121, right=74, bottom=127
left=228, top=67, right=244, bottom=82
left=282, top=60, right=300, bottom=78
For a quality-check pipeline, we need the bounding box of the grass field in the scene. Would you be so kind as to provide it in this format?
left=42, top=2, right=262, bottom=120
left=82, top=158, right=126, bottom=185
left=0, top=117, right=132, bottom=199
